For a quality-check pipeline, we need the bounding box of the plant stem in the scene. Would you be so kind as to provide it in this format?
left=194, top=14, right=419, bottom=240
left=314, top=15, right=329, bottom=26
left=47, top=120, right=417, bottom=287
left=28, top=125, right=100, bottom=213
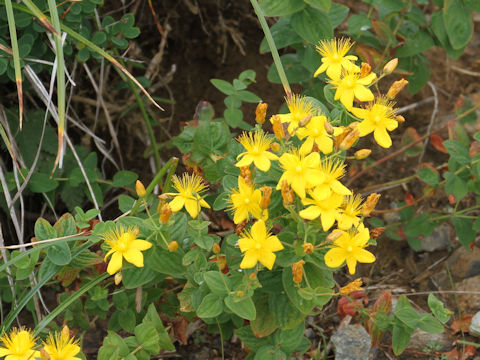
left=250, top=0, right=292, bottom=97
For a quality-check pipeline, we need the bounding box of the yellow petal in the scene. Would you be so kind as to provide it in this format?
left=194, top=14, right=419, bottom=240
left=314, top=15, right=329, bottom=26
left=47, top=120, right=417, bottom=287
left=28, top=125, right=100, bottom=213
left=185, top=199, right=200, bottom=218
left=374, top=127, right=392, bottom=148
left=357, top=119, right=374, bottom=137
left=251, top=219, right=267, bottom=240
left=263, top=235, right=284, bottom=252
left=124, top=249, right=144, bottom=267
left=290, top=177, right=306, bottom=199
left=354, top=85, right=374, bottom=102
left=254, top=156, right=271, bottom=172
left=235, top=154, right=253, bottom=168
left=240, top=251, right=258, bottom=269
left=299, top=206, right=321, bottom=220
left=200, top=198, right=210, bottom=209
left=324, top=247, right=346, bottom=268
left=234, top=207, right=249, bottom=224
left=331, top=180, right=352, bottom=196
left=314, top=63, right=328, bottom=77
left=316, top=137, right=333, bottom=154
left=107, top=251, right=123, bottom=274
left=131, top=239, right=152, bottom=251
left=340, top=90, right=355, bottom=110
left=238, top=236, right=255, bottom=252
left=0, top=348, right=11, bottom=357
left=357, top=72, right=377, bottom=85
left=326, top=63, right=343, bottom=80
left=259, top=250, right=276, bottom=270
left=304, top=151, right=320, bottom=167
left=169, top=196, right=185, bottom=212
left=60, top=343, right=81, bottom=359
left=350, top=107, right=366, bottom=119
left=346, top=257, right=358, bottom=274
left=321, top=211, right=336, bottom=231
left=299, top=137, right=314, bottom=155
left=355, top=248, right=376, bottom=263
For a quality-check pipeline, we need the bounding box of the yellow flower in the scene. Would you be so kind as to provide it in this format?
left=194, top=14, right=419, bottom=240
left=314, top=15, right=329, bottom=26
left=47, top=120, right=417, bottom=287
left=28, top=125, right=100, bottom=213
left=0, top=327, right=39, bottom=360
left=314, top=38, right=360, bottom=80
left=42, top=328, right=81, bottom=360
left=351, top=98, right=399, bottom=148
left=337, top=195, right=363, bottom=230
left=315, top=160, right=352, bottom=201
left=166, top=173, right=211, bottom=218
left=274, top=95, right=316, bottom=135
left=235, top=130, right=279, bottom=172
left=296, top=115, right=343, bottom=155
left=103, top=226, right=152, bottom=275
left=238, top=220, right=284, bottom=270
left=229, top=176, right=262, bottom=224
left=331, top=70, right=376, bottom=110
left=299, top=190, right=344, bottom=231
left=276, top=150, right=324, bottom=199
left=324, top=225, right=375, bottom=274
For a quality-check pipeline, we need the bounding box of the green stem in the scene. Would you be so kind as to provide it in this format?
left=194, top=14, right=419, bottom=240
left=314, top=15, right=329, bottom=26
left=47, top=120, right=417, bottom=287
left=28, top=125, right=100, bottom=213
left=250, top=0, right=291, bottom=97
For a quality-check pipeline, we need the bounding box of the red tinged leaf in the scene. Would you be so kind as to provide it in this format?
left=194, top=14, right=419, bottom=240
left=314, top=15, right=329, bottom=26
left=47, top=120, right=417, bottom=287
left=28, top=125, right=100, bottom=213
left=470, top=141, right=480, bottom=157
left=448, top=194, right=456, bottom=205
left=373, top=291, right=393, bottom=314
left=405, top=192, right=415, bottom=206
left=401, top=127, right=423, bottom=156
left=444, top=348, right=461, bottom=360
left=419, top=162, right=440, bottom=174
left=450, top=314, right=474, bottom=334
left=464, top=345, right=476, bottom=358
left=430, top=134, right=448, bottom=153
left=173, top=318, right=188, bottom=345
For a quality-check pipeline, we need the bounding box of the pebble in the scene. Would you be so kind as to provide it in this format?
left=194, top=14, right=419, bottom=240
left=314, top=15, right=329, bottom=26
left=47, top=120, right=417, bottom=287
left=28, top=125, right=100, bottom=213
left=447, top=246, right=480, bottom=280
left=407, top=329, right=453, bottom=352
left=456, top=274, right=480, bottom=313
left=331, top=325, right=371, bottom=360
left=421, top=223, right=451, bottom=252
left=469, top=311, right=480, bottom=337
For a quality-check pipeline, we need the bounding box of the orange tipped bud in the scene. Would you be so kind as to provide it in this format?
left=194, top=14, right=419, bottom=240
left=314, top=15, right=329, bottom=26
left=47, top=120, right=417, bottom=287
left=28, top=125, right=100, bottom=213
left=324, top=120, right=335, bottom=135
left=355, top=149, right=372, bottom=160
left=256, top=102, right=268, bottom=124
left=326, top=229, right=343, bottom=242
left=303, top=242, right=314, bottom=254
left=160, top=204, right=172, bottom=224
left=136, top=180, right=147, bottom=197
left=212, top=243, right=221, bottom=254
left=387, top=79, right=408, bottom=99
left=339, top=129, right=359, bottom=151
left=40, top=348, right=50, bottom=360
left=271, top=142, right=281, bottom=152
left=114, top=272, right=122, bottom=285
left=340, top=278, right=363, bottom=295
left=260, top=186, right=272, bottom=209
left=61, top=325, right=70, bottom=342
left=217, top=255, right=227, bottom=272
left=299, top=114, right=312, bottom=127
left=383, top=58, right=398, bottom=75
left=360, top=62, right=372, bottom=77
left=363, top=193, right=381, bottom=216
left=281, top=180, right=295, bottom=206
left=237, top=290, right=245, bottom=297
left=370, top=227, right=386, bottom=239
left=168, top=241, right=179, bottom=252
left=235, top=220, right=248, bottom=236
left=292, top=260, right=306, bottom=283
left=272, top=115, right=285, bottom=140
left=249, top=272, right=257, bottom=280
left=396, top=115, right=405, bottom=124
left=240, top=166, right=252, bottom=186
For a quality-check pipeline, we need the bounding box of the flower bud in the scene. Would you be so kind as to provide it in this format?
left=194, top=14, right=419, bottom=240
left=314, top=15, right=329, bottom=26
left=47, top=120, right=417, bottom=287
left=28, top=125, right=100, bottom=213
left=324, top=120, right=335, bottom=135
left=61, top=325, right=71, bottom=342
left=217, top=255, right=227, bottom=272
left=370, top=227, right=386, bottom=239
left=160, top=204, right=172, bottom=224
left=114, top=272, right=122, bottom=285
left=281, top=180, right=294, bottom=206
left=340, top=278, right=363, bottom=295
left=256, top=102, right=268, bottom=124
left=299, top=114, right=312, bottom=127
left=396, top=115, right=405, bottom=124
left=363, top=193, right=381, bottom=216
left=383, top=58, right=398, bottom=75
left=235, top=220, right=248, bottom=236
left=292, top=260, right=305, bottom=283
left=326, top=229, right=343, bottom=242
left=40, top=348, right=50, bottom=360
left=387, top=79, right=408, bottom=99
left=271, top=142, right=281, bottom=152
left=136, top=180, right=147, bottom=198
left=303, top=242, right=314, bottom=254
left=260, top=186, right=272, bottom=209
left=212, top=243, right=221, bottom=254
left=354, top=149, right=372, bottom=160
left=249, top=272, right=257, bottom=280
left=339, top=129, right=359, bottom=151
left=237, top=290, right=245, bottom=297
left=240, top=166, right=252, bottom=186
left=272, top=115, right=285, bottom=140
left=168, top=241, right=179, bottom=252
left=360, top=62, right=372, bottom=77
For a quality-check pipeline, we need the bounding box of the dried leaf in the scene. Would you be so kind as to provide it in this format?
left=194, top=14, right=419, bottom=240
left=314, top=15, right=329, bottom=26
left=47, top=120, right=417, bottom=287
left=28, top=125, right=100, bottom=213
left=450, top=314, right=473, bottom=334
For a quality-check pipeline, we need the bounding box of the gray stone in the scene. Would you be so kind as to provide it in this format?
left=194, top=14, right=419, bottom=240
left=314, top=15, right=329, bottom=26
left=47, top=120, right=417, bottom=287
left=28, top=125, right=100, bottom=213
left=421, top=223, right=451, bottom=252
left=331, top=325, right=371, bottom=360
left=447, top=246, right=480, bottom=280
left=469, top=311, right=480, bottom=337
left=407, top=329, right=453, bottom=352
left=456, top=274, right=480, bottom=313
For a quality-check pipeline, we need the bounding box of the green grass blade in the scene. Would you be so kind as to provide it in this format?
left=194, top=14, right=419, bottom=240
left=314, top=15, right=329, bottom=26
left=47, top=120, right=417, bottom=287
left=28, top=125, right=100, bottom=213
left=20, top=0, right=57, bottom=35
left=5, top=0, right=24, bottom=129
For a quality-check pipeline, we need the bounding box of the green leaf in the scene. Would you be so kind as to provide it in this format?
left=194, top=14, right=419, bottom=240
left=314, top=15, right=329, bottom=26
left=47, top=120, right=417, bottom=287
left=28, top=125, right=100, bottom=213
left=430, top=11, right=465, bottom=59
left=113, top=170, right=138, bottom=187
left=29, top=172, right=59, bottom=193
left=251, top=297, right=278, bottom=337
left=274, top=322, right=305, bottom=353
left=451, top=217, right=475, bottom=248
left=34, top=218, right=57, bottom=240
left=224, top=108, right=243, bottom=128
left=417, top=168, right=440, bottom=186
left=119, top=309, right=136, bottom=333
left=291, top=8, right=333, bottom=44
left=150, top=247, right=186, bottom=276
left=268, top=53, right=311, bottom=84
left=328, top=3, right=349, bottom=28
left=428, top=294, right=453, bottom=324
left=204, top=271, right=231, bottom=297
left=143, top=304, right=175, bottom=351
left=443, top=140, right=471, bottom=165
left=465, top=0, right=480, bottom=11
left=213, top=192, right=229, bottom=211
left=443, top=0, right=473, bottom=50
left=53, top=213, right=77, bottom=237
left=210, top=79, right=235, bottom=95
left=196, top=293, right=224, bottom=318
left=237, top=90, right=261, bottom=103
left=417, top=314, right=444, bottom=334
left=282, top=267, right=315, bottom=314
left=268, top=292, right=304, bottom=330
left=406, top=56, right=431, bottom=95
left=444, top=172, right=468, bottom=201
left=122, top=265, right=157, bottom=289
left=135, top=323, right=160, bottom=354
left=47, top=241, right=72, bottom=266
left=255, top=346, right=287, bottom=360
left=236, top=326, right=271, bottom=351
left=194, top=121, right=230, bottom=155
left=225, top=295, right=256, bottom=320
left=260, top=18, right=303, bottom=53
left=392, top=321, right=414, bottom=355
left=304, top=0, right=331, bottom=11
left=259, top=0, right=306, bottom=16
left=395, top=30, right=434, bottom=57
left=394, top=295, right=419, bottom=328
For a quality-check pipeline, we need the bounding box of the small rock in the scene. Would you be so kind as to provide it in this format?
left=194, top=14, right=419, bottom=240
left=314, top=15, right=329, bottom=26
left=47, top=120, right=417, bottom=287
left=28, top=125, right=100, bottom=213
left=430, top=270, right=450, bottom=289
left=469, top=311, right=480, bottom=337
left=457, top=274, right=480, bottom=313
left=421, top=223, right=451, bottom=252
left=447, top=246, right=480, bottom=280
left=407, top=329, right=453, bottom=352
left=331, top=325, right=371, bottom=360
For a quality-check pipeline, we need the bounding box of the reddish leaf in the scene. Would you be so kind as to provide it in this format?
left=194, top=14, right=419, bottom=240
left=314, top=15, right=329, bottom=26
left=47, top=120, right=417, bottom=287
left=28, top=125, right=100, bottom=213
left=405, top=192, right=415, bottom=206
left=337, top=296, right=364, bottom=318
left=444, top=348, right=461, bottom=360
left=470, top=141, right=480, bottom=157
left=464, top=345, right=476, bottom=359
left=448, top=194, right=456, bottom=205
left=450, top=314, right=474, bottom=334
left=173, top=318, right=188, bottom=345
left=401, top=127, right=423, bottom=156
left=220, top=216, right=234, bottom=231
left=430, top=134, right=448, bottom=153
left=372, top=291, right=393, bottom=313
left=418, top=162, right=440, bottom=174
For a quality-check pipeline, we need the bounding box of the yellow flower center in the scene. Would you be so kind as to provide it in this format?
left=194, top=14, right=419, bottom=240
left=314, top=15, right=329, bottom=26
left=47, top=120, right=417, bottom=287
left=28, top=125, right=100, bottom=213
left=255, top=243, right=261, bottom=249
left=374, top=115, right=381, bottom=123
left=332, top=53, right=340, bottom=61
left=345, top=79, right=354, bottom=88
left=313, top=128, right=319, bottom=135
left=295, top=165, right=303, bottom=173
left=347, top=246, right=353, bottom=252
left=244, top=198, right=250, bottom=204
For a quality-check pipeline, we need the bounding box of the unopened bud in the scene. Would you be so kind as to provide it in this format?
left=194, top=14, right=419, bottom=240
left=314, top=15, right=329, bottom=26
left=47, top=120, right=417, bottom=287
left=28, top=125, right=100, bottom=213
left=235, top=220, right=248, bottom=236
left=61, top=325, right=70, bottom=342
left=387, top=79, right=408, bottom=99
left=303, top=242, right=314, bottom=254
left=212, top=243, right=221, bottom=254
left=281, top=180, right=295, bottom=206
left=256, top=102, right=268, bottom=124
left=271, top=142, right=281, bottom=152
left=168, top=241, right=179, bottom=252
left=160, top=204, right=172, bottom=224
left=249, top=272, right=257, bottom=280
left=40, top=348, right=50, bottom=360
left=383, top=58, right=398, bottom=75
left=292, top=260, right=305, bottom=283
left=340, top=278, right=363, bottom=295
left=260, top=186, right=272, bottom=209
left=240, top=166, right=252, bottom=186
left=360, top=62, right=372, bottom=77
left=217, top=255, right=227, bottom=272
left=339, top=129, right=359, bottom=150
left=114, top=272, right=122, bottom=285
left=363, top=193, right=381, bottom=216
left=370, top=227, right=386, bottom=239
left=237, top=290, right=245, bottom=297
left=327, top=229, right=343, bottom=242
left=334, top=126, right=349, bottom=148
left=299, top=114, right=312, bottom=127
left=355, top=149, right=372, bottom=160
left=272, top=115, right=285, bottom=140
left=396, top=115, right=405, bottom=124
left=324, top=120, right=335, bottom=135
left=136, top=180, right=147, bottom=198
